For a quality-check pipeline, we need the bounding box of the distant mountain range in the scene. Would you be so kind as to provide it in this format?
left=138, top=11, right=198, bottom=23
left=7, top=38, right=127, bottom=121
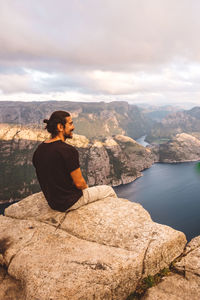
left=0, top=101, right=154, bottom=140
left=146, top=106, right=200, bottom=143
left=139, top=104, right=184, bottom=121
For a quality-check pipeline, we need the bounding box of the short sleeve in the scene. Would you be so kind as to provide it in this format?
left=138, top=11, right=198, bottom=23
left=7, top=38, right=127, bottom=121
left=62, top=146, right=80, bottom=173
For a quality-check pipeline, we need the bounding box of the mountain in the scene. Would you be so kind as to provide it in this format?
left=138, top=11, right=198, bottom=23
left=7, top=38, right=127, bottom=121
left=158, top=133, right=200, bottom=163
left=0, top=124, right=156, bottom=203
left=139, top=104, right=183, bottom=121
left=0, top=101, right=153, bottom=140
left=146, top=106, right=200, bottom=143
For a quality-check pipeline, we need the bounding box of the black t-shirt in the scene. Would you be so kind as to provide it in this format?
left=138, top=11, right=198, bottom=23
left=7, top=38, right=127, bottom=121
left=32, top=140, right=83, bottom=211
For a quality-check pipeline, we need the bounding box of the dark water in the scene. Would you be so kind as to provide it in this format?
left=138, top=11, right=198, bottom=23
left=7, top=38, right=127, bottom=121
left=0, top=201, right=18, bottom=215
left=135, top=135, right=149, bottom=147
left=114, top=162, right=200, bottom=241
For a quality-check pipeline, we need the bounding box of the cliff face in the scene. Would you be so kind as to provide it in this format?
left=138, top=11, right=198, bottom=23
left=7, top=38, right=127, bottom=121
left=0, top=101, right=154, bottom=140
left=158, top=133, right=200, bottom=163
left=0, top=124, right=156, bottom=203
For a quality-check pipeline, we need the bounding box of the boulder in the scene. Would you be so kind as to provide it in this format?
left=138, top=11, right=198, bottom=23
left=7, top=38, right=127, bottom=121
left=0, top=191, right=186, bottom=300
left=142, top=236, right=200, bottom=300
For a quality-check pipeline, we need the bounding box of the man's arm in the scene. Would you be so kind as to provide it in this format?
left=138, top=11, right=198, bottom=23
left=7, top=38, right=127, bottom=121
left=70, top=168, right=88, bottom=190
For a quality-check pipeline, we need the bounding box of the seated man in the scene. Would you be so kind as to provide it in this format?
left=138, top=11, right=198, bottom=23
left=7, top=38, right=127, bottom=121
left=32, top=110, right=116, bottom=212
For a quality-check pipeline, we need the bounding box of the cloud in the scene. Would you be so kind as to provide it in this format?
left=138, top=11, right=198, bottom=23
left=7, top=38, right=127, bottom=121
left=0, top=0, right=200, bottom=106
left=1, top=0, right=200, bottom=69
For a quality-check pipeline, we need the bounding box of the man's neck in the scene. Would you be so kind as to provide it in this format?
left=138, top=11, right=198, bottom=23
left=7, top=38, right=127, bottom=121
left=44, top=136, right=63, bottom=143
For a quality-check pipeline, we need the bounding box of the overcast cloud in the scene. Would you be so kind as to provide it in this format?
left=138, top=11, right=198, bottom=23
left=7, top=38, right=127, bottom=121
left=1, top=0, right=200, bottom=106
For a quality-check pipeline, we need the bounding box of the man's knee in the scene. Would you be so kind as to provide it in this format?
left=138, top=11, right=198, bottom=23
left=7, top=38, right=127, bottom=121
left=96, top=185, right=117, bottom=199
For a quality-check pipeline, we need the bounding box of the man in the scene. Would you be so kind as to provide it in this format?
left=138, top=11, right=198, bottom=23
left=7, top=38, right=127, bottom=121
left=32, top=110, right=116, bottom=212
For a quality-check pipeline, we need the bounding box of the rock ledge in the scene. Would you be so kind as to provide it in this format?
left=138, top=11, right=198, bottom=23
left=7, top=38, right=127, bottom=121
left=0, top=191, right=186, bottom=300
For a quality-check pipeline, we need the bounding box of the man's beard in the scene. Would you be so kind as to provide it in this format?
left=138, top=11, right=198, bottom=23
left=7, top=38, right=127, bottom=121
left=64, top=131, right=73, bottom=139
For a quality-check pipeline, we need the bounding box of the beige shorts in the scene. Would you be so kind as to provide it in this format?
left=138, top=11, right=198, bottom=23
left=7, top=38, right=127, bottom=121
left=68, top=185, right=117, bottom=211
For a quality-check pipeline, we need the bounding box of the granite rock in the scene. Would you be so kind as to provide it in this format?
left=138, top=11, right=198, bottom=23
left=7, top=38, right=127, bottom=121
left=1, top=191, right=187, bottom=299
left=0, top=266, right=25, bottom=300
left=142, top=236, right=200, bottom=300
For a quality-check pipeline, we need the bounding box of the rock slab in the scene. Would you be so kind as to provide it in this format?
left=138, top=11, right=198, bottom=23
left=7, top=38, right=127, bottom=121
left=0, top=191, right=186, bottom=300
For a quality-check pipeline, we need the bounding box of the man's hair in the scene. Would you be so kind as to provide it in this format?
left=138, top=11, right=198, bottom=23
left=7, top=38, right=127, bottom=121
left=43, top=111, right=70, bottom=138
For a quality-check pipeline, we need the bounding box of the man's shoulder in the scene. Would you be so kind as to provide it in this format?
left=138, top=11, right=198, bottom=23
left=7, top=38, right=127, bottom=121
left=60, top=141, right=77, bottom=150
left=33, top=141, right=44, bottom=153
left=34, top=141, right=77, bottom=153
left=58, top=141, right=78, bottom=155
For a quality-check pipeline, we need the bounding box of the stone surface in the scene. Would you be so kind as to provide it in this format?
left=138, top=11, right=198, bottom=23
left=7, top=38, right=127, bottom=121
left=175, top=235, right=200, bottom=283
left=0, top=266, right=25, bottom=300
left=142, top=273, right=200, bottom=300
left=142, top=236, right=200, bottom=300
left=1, top=191, right=187, bottom=299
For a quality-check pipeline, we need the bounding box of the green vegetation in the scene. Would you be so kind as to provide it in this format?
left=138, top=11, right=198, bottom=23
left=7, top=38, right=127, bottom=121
left=126, top=268, right=170, bottom=300
left=147, top=138, right=170, bottom=145
left=0, top=140, right=40, bottom=201
left=106, top=149, right=124, bottom=179
left=117, top=140, right=145, bottom=157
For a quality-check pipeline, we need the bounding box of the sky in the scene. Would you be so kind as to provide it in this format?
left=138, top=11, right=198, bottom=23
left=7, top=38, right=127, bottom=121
left=1, top=0, right=200, bottom=107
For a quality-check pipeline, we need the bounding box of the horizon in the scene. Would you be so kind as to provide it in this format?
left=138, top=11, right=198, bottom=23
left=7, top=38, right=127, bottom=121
left=1, top=1, right=200, bottom=107
left=0, top=99, right=198, bottom=110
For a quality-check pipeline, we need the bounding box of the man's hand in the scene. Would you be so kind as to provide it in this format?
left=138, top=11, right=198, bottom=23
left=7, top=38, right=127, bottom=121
left=70, top=168, right=88, bottom=190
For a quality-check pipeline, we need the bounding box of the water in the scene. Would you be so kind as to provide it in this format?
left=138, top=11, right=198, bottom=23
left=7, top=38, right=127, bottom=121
left=0, top=201, right=18, bottom=215
left=135, top=135, right=149, bottom=147
left=114, top=162, right=200, bottom=241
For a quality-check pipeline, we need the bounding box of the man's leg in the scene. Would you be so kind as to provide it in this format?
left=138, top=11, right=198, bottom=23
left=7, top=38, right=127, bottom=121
left=68, top=185, right=117, bottom=211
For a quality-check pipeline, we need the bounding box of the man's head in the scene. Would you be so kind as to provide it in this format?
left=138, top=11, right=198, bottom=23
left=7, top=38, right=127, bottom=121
left=43, top=111, right=75, bottom=140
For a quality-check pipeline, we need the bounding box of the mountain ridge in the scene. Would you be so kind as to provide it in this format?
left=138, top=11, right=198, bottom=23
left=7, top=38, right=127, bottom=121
left=0, top=101, right=154, bottom=139
left=146, top=106, right=200, bottom=142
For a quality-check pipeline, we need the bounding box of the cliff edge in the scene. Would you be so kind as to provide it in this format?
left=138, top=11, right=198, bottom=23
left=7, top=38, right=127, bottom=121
left=143, top=236, right=200, bottom=300
left=0, top=190, right=186, bottom=300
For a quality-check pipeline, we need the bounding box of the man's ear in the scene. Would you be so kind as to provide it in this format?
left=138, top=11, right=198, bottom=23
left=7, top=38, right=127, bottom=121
left=57, top=123, right=64, bottom=132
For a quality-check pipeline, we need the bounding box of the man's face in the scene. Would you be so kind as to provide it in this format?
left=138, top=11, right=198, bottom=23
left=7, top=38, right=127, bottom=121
left=63, top=116, right=75, bottom=139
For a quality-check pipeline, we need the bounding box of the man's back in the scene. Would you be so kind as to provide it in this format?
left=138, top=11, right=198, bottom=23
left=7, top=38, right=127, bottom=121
left=33, top=140, right=82, bottom=211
